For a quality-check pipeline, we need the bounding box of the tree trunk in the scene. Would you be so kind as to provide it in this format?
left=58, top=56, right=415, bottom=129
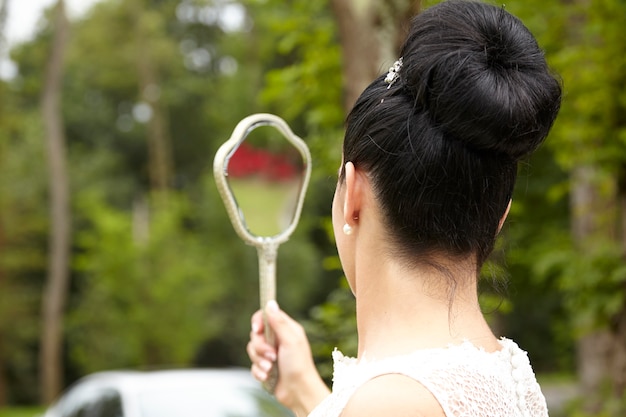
left=330, top=0, right=420, bottom=113
left=571, top=164, right=626, bottom=413
left=40, top=0, right=70, bottom=405
left=571, top=166, right=607, bottom=414
left=0, top=335, right=5, bottom=407
left=577, top=304, right=626, bottom=413
left=611, top=172, right=626, bottom=400
left=0, top=0, right=9, bottom=404
left=0, top=0, right=7, bottom=54
left=132, top=0, right=172, bottom=191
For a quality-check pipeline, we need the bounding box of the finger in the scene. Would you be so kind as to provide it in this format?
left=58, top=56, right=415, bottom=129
left=247, top=333, right=277, bottom=363
left=246, top=340, right=260, bottom=362
left=251, top=363, right=268, bottom=382
left=251, top=310, right=264, bottom=335
left=264, top=301, right=304, bottom=344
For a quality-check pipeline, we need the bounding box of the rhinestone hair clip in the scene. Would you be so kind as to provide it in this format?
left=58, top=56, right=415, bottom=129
left=384, top=57, right=403, bottom=89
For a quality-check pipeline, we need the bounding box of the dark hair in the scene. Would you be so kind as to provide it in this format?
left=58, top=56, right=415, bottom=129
left=341, top=0, right=561, bottom=267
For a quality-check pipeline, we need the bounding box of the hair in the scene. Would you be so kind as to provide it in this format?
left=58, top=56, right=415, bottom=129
left=341, top=0, right=562, bottom=268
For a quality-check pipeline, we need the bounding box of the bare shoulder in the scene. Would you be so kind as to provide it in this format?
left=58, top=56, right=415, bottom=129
left=340, top=373, right=446, bottom=417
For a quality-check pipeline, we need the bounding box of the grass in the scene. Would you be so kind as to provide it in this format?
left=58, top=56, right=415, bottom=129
left=228, top=177, right=301, bottom=237
left=537, top=372, right=577, bottom=385
left=537, top=373, right=579, bottom=417
left=0, top=407, right=45, bottom=417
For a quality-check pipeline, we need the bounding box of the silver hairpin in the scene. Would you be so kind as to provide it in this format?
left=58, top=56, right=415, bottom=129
left=384, top=57, right=403, bottom=89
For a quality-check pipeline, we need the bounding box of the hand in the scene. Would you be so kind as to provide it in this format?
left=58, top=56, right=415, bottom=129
left=247, top=301, right=330, bottom=416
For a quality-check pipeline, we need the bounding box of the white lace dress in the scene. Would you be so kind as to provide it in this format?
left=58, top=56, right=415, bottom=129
left=308, top=338, right=548, bottom=417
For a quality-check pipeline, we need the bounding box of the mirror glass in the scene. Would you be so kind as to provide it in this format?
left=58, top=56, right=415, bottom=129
left=225, top=124, right=307, bottom=237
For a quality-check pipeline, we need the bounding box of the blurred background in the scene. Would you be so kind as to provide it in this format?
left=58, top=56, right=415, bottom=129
left=0, top=0, right=624, bottom=416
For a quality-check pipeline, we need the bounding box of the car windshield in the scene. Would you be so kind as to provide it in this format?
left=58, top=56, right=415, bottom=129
left=139, top=386, right=290, bottom=417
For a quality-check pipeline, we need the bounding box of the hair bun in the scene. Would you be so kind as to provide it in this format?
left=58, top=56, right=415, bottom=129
left=400, top=1, right=561, bottom=160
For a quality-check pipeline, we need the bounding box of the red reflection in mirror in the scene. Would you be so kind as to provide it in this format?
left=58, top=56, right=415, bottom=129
left=228, top=143, right=298, bottom=182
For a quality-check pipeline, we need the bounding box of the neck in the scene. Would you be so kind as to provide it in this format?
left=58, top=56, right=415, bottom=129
left=353, top=255, right=500, bottom=359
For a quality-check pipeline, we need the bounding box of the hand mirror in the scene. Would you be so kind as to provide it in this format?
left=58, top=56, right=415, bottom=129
left=213, top=113, right=312, bottom=392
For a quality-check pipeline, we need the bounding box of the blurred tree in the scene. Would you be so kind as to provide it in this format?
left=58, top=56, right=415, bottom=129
left=330, top=0, right=420, bottom=112
left=554, top=0, right=626, bottom=411
left=55, top=0, right=325, bottom=374
left=256, top=4, right=625, bottom=408
left=248, top=0, right=418, bottom=379
left=0, top=0, right=327, bottom=403
left=0, top=109, right=48, bottom=406
left=5, top=0, right=624, bottom=410
left=509, top=0, right=626, bottom=413
left=131, top=0, right=174, bottom=191
left=0, top=0, right=8, bottom=404
left=69, top=190, right=231, bottom=370
left=0, top=0, right=6, bottom=55
left=39, top=0, right=70, bottom=404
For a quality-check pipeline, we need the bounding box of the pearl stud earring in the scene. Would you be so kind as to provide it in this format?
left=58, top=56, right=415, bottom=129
left=343, top=223, right=353, bottom=235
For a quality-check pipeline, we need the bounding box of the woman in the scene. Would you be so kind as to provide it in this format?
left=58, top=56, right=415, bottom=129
left=247, top=1, right=562, bottom=416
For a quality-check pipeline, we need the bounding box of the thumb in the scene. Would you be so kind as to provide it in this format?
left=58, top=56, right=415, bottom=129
left=264, top=300, right=299, bottom=344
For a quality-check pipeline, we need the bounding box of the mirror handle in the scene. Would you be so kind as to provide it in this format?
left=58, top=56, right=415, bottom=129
left=258, top=242, right=279, bottom=393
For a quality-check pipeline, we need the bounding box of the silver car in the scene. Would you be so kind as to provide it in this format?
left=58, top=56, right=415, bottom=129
left=43, top=368, right=293, bottom=417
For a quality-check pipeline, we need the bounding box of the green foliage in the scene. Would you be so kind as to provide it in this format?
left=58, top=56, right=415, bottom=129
left=3, top=0, right=625, bottom=408
left=500, top=145, right=575, bottom=373
left=0, top=105, right=48, bottom=403
left=478, top=259, right=513, bottom=317
left=509, top=0, right=626, bottom=340
left=0, top=407, right=46, bottom=417
left=563, top=386, right=626, bottom=417
left=547, top=0, right=626, bottom=172
left=531, top=234, right=626, bottom=334
left=304, top=281, right=356, bottom=383
left=1, top=0, right=336, bottom=403
left=503, top=1, right=626, bottom=411
left=67, top=177, right=323, bottom=372
left=69, top=191, right=226, bottom=370
left=243, top=0, right=350, bottom=371
left=245, top=0, right=344, bottom=177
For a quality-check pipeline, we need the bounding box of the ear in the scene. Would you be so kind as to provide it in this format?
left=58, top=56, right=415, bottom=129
left=343, top=162, right=363, bottom=225
left=497, top=200, right=512, bottom=234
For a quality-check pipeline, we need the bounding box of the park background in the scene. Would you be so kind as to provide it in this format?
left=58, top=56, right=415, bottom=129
left=0, top=0, right=625, bottom=416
